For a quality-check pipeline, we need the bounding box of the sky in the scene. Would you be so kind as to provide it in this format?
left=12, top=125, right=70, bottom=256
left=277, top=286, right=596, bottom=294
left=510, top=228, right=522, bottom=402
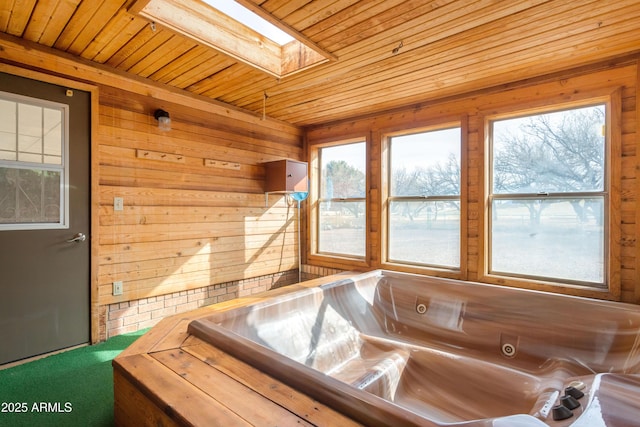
left=319, top=127, right=461, bottom=173
left=390, top=127, right=460, bottom=170
left=321, top=142, right=366, bottom=172
left=202, top=0, right=294, bottom=45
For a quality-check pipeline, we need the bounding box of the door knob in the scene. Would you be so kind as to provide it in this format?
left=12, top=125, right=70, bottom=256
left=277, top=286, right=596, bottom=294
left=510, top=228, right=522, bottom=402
left=66, top=232, right=86, bottom=243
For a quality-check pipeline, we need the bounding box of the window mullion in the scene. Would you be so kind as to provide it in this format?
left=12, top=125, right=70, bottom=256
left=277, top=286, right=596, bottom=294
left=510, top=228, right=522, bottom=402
left=389, top=195, right=459, bottom=202
left=322, top=197, right=366, bottom=202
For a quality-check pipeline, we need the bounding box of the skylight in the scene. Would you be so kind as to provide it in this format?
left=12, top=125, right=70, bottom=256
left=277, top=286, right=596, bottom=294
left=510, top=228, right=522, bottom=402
left=202, top=0, right=294, bottom=46
left=130, top=0, right=334, bottom=78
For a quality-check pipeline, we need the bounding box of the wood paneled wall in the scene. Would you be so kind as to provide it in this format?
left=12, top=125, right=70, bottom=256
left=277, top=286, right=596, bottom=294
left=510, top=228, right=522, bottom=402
left=3, top=33, right=639, bottom=348
left=97, top=86, right=304, bottom=306
left=306, top=59, right=640, bottom=304
left=1, top=35, right=306, bottom=341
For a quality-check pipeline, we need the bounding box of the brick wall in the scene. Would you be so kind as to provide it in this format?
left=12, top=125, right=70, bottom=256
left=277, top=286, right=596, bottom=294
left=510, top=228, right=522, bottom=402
left=105, top=266, right=346, bottom=339
left=105, top=269, right=299, bottom=338
left=300, top=265, right=344, bottom=281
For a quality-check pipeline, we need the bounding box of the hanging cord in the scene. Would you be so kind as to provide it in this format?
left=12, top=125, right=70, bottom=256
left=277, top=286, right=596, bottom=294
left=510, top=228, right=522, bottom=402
left=288, top=192, right=309, bottom=282
left=296, top=198, right=301, bottom=283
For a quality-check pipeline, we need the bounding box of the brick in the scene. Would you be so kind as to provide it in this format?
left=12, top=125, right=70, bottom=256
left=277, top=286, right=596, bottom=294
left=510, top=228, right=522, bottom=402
left=243, top=280, right=260, bottom=290
left=188, top=293, right=205, bottom=303
left=108, top=306, right=138, bottom=320
left=238, top=288, right=252, bottom=297
left=151, top=306, right=176, bottom=319
left=225, top=285, right=239, bottom=294
left=138, top=300, right=165, bottom=313
left=123, top=311, right=152, bottom=326
left=208, top=287, right=227, bottom=297
left=107, top=318, right=124, bottom=330
left=164, top=295, right=188, bottom=307
left=176, top=301, right=199, bottom=313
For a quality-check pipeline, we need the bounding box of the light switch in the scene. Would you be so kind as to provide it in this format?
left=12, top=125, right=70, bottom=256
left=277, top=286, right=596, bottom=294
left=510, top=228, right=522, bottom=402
left=113, top=281, right=123, bottom=296
left=114, top=197, right=124, bottom=211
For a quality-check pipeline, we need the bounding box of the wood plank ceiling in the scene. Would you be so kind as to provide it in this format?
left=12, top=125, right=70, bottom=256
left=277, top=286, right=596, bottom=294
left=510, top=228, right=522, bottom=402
left=1, top=0, right=640, bottom=127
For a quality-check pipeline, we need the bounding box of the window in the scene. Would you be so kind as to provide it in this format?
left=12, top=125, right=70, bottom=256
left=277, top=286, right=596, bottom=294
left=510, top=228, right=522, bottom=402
left=317, top=141, right=366, bottom=257
left=0, top=92, right=68, bottom=230
left=488, top=103, right=607, bottom=286
left=387, top=127, right=461, bottom=268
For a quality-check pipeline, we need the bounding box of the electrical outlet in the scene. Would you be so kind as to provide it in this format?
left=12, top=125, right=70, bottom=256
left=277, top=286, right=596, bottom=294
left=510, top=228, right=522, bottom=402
left=113, top=281, right=123, bottom=296
left=114, top=197, right=124, bottom=211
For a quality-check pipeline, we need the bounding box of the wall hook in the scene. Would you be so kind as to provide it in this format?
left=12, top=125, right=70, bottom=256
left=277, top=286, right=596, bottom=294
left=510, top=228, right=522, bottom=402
left=392, top=41, right=404, bottom=55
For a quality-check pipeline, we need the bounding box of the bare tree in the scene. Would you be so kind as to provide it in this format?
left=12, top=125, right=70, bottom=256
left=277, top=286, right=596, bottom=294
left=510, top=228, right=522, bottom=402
left=391, top=153, right=461, bottom=221
left=323, top=160, right=365, bottom=218
left=493, top=106, right=605, bottom=225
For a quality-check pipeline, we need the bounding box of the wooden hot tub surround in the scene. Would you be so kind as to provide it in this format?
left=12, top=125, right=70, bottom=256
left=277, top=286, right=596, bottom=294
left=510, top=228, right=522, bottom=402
left=112, top=273, right=363, bottom=427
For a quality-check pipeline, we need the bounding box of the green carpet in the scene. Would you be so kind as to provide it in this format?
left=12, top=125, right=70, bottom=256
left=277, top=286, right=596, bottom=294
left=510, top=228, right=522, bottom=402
left=0, top=329, right=148, bottom=427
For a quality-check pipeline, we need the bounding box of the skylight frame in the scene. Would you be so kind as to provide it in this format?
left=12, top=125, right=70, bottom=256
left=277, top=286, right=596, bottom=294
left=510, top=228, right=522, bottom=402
left=129, top=0, right=335, bottom=78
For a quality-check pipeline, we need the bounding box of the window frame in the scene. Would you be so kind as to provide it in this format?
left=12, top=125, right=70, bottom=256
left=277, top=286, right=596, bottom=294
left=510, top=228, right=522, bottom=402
left=0, top=91, right=69, bottom=231
left=381, top=119, right=467, bottom=278
left=480, top=92, right=621, bottom=298
left=385, top=124, right=462, bottom=270
left=308, top=137, right=370, bottom=266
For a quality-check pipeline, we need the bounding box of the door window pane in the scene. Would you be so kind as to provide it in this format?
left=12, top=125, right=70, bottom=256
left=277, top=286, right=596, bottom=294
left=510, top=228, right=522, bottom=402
left=0, top=99, right=16, bottom=159
left=18, top=103, right=43, bottom=159
left=0, top=168, right=61, bottom=224
left=43, top=108, right=63, bottom=164
left=0, top=92, right=67, bottom=230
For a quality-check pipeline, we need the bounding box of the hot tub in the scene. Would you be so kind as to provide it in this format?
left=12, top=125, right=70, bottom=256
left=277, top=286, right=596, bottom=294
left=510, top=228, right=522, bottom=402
left=188, top=270, right=640, bottom=426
